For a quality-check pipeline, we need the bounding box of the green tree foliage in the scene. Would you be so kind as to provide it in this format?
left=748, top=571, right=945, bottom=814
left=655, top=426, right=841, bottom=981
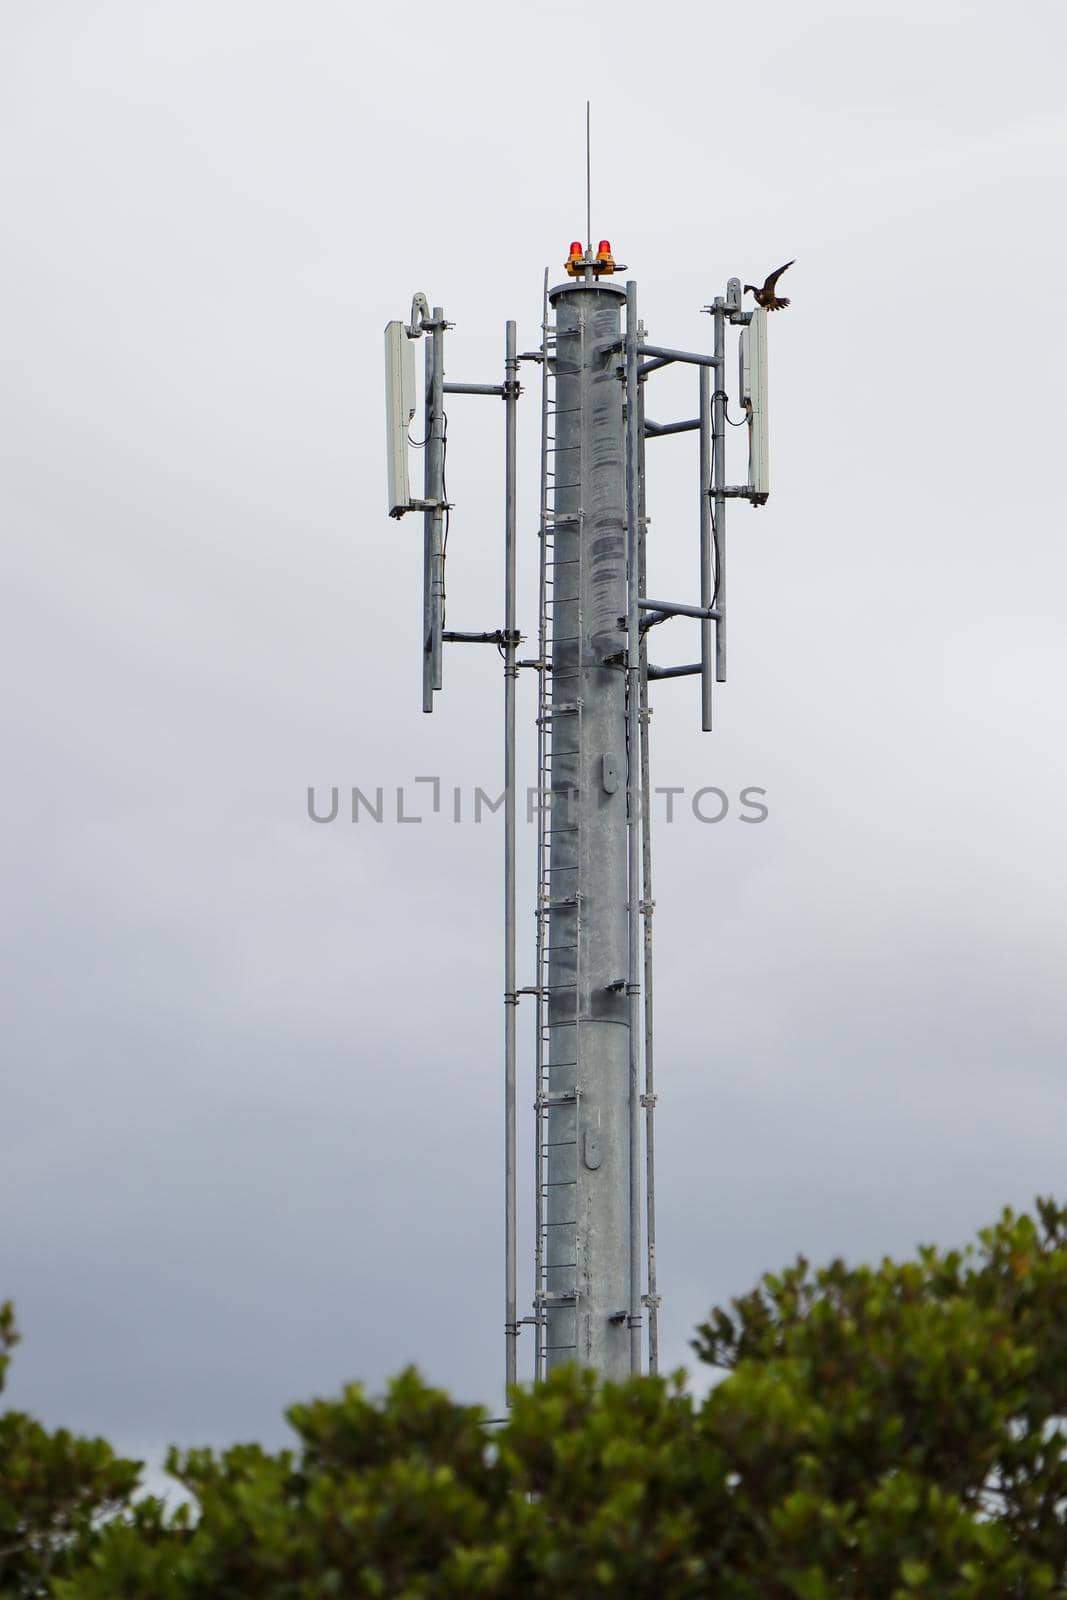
left=6, top=1202, right=1067, bottom=1598
left=0, top=1303, right=142, bottom=1597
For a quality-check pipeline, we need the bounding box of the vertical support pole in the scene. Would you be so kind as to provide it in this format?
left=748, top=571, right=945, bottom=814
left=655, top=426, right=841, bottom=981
left=637, top=368, right=659, bottom=1375
left=533, top=274, right=551, bottom=1384
left=712, top=300, right=727, bottom=682
left=699, top=365, right=714, bottom=730
left=503, top=321, right=518, bottom=1397
left=421, top=327, right=435, bottom=713
left=430, top=308, right=446, bottom=693
left=624, top=280, right=643, bottom=1374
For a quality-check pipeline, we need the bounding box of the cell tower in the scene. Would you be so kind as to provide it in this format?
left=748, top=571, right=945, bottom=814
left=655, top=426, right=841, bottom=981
left=384, top=231, right=776, bottom=1393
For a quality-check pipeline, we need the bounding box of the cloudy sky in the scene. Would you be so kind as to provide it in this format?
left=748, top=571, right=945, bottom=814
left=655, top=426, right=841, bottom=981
left=2, top=0, right=1066, bottom=1473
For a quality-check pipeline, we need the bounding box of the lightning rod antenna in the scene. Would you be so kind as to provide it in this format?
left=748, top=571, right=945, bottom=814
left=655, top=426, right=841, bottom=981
left=586, top=100, right=591, bottom=255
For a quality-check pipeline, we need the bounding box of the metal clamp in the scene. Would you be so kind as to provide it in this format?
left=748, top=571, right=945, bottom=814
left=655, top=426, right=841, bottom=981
left=406, top=292, right=430, bottom=337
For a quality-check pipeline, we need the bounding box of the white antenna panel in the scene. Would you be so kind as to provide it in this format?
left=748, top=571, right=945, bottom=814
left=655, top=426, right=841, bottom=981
left=740, top=308, right=769, bottom=503
left=385, top=321, right=417, bottom=517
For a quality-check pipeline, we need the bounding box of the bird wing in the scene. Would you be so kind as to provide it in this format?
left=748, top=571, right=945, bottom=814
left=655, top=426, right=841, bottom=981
left=762, top=260, right=795, bottom=294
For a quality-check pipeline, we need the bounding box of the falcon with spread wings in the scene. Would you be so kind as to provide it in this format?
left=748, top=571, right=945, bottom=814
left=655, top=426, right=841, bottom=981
left=744, top=260, right=795, bottom=311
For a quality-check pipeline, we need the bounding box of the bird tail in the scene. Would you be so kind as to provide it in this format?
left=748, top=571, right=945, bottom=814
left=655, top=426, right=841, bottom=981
left=766, top=295, right=791, bottom=310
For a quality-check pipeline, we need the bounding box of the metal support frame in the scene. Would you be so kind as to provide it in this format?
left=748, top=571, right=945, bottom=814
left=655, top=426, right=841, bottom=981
left=533, top=272, right=552, bottom=1383
left=503, top=322, right=518, bottom=1395
left=445, top=381, right=507, bottom=397
left=712, top=300, right=727, bottom=682
left=636, top=359, right=659, bottom=1374
left=700, top=367, right=714, bottom=729
left=443, top=630, right=519, bottom=645
left=409, top=304, right=524, bottom=1391
left=648, top=662, right=702, bottom=680
left=422, top=310, right=446, bottom=712
left=640, top=598, right=719, bottom=621
left=644, top=417, right=700, bottom=437
left=638, top=342, right=720, bottom=369
left=624, top=281, right=643, bottom=1374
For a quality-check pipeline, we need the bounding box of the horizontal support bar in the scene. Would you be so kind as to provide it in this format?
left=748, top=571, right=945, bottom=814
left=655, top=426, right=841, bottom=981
left=442, top=629, right=521, bottom=645
left=638, top=357, right=675, bottom=377
left=442, top=382, right=506, bottom=397
left=394, top=497, right=449, bottom=516
left=638, top=343, right=721, bottom=369
left=644, top=417, right=700, bottom=437
left=647, top=662, right=702, bottom=680
left=640, top=598, right=720, bottom=621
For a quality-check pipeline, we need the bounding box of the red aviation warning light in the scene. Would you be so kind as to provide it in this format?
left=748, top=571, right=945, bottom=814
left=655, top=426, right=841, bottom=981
left=564, top=240, right=621, bottom=278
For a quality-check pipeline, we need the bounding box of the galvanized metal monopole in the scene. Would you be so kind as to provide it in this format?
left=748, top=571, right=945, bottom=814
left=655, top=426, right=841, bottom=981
left=538, top=277, right=633, bottom=1376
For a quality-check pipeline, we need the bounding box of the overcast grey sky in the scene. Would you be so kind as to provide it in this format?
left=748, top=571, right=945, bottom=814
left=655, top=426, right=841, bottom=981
left=2, top=0, right=1066, bottom=1471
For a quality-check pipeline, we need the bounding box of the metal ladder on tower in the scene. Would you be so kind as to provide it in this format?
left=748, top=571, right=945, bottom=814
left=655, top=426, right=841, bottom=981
left=533, top=278, right=583, bottom=1377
